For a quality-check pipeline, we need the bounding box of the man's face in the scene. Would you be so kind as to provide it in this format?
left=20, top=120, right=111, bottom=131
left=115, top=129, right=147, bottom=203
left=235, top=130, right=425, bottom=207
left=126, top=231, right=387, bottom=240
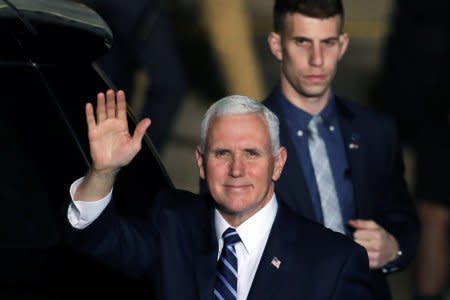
left=268, top=13, right=348, bottom=106
left=196, top=113, right=286, bottom=226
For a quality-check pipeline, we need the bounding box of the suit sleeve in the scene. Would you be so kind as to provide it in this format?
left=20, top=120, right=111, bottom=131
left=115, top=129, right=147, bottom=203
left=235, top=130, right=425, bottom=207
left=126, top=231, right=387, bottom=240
left=332, top=245, right=374, bottom=300
left=379, top=119, right=420, bottom=273
left=62, top=190, right=164, bottom=281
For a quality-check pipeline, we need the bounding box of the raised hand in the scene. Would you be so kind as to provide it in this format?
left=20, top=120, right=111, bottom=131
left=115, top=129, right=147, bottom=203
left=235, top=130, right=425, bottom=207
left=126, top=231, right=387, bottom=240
left=75, top=90, right=151, bottom=201
left=86, top=89, right=151, bottom=174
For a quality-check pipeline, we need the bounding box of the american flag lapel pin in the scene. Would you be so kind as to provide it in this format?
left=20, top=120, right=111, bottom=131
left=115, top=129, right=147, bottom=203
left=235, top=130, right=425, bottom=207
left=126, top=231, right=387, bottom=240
left=349, top=133, right=360, bottom=150
left=271, top=256, right=281, bottom=269
left=348, top=143, right=359, bottom=150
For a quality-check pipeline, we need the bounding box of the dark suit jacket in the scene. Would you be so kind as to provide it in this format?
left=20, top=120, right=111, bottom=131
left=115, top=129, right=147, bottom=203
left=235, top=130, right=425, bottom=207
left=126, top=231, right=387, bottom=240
left=64, top=188, right=374, bottom=299
left=264, top=87, right=420, bottom=300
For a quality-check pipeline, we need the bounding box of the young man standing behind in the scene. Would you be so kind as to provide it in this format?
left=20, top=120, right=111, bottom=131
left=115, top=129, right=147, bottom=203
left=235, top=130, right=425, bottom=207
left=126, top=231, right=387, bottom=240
left=263, top=1, right=419, bottom=299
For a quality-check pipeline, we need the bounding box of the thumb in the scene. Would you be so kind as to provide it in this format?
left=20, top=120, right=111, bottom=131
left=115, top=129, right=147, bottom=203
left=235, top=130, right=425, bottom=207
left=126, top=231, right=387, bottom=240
left=133, top=118, right=151, bottom=143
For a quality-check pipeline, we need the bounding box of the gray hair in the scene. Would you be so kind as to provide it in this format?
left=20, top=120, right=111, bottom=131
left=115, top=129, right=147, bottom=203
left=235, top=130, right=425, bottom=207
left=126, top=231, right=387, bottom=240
left=199, top=95, right=281, bottom=155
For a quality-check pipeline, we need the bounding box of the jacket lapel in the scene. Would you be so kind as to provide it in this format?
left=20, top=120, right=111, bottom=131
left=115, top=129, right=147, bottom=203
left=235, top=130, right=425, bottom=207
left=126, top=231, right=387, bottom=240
left=265, top=92, right=315, bottom=220
left=335, top=98, right=372, bottom=218
left=279, top=120, right=316, bottom=219
left=192, top=196, right=219, bottom=300
left=246, top=204, right=298, bottom=300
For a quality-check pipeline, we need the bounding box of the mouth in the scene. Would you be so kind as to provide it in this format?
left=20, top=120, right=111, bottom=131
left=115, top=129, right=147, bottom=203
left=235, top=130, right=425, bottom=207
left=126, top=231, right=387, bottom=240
left=304, top=75, right=326, bottom=84
left=223, top=184, right=251, bottom=191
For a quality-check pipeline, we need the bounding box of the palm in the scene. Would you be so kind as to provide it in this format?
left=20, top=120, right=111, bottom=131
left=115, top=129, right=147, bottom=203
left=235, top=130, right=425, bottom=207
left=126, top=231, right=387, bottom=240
left=85, top=90, right=150, bottom=172
left=89, top=118, right=136, bottom=169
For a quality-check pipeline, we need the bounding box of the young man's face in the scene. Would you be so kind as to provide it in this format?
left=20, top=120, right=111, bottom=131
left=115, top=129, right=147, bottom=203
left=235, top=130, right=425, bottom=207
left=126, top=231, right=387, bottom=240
left=196, top=113, right=286, bottom=227
left=268, top=13, right=348, bottom=107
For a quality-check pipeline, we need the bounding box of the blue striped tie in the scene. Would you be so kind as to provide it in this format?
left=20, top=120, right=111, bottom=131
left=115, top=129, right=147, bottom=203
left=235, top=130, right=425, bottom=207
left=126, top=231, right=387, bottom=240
left=214, top=227, right=241, bottom=300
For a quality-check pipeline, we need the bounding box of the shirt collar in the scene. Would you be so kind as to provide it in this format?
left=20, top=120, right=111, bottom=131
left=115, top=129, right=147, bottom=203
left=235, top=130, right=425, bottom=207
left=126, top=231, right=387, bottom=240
left=277, top=87, right=337, bottom=129
left=214, top=194, right=278, bottom=254
left=320, top=94, right=337, bottom=125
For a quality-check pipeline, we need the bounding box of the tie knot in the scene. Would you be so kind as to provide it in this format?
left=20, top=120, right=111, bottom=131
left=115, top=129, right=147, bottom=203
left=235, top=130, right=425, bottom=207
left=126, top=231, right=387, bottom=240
left=308, top=116, right=322, bottom=135
left=222, top=228, right=241, bottom=246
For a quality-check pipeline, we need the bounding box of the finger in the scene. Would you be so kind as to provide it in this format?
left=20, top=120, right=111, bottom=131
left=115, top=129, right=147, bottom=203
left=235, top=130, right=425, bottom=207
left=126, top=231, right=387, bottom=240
left=353, top=229, right=376, bottom=241
left=353, top=238, right=372, bottom=251
left=132, top=118, right=151, bottom=144
left=367, top=250, right=379, bottom=260
left=116, top=90, right=127, bottom=121
left=348, top=219, right=379, bottom=230
left=96, top=92, right=106, bottom=122
left=367, top=251, right=382, bottom=269
left=85, top=102, right=96, bottom=129
left=106, top=89, right=117, bottom=119
left=368, top=257, right=380, bottom=269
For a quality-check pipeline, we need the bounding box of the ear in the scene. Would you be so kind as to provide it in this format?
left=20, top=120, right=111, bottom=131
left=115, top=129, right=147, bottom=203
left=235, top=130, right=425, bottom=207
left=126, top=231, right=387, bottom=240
left=195, top=147, right=206, bottom=180
left=268, top=32, right=283, bottom=61
left=338, top=33, right=349, bottom=60
left=272, top=146, right=287, bottom=181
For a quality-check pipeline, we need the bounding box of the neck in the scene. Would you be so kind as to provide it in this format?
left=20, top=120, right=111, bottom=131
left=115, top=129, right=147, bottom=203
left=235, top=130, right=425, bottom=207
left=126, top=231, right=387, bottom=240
left=280, top=80, right=330, bottom=116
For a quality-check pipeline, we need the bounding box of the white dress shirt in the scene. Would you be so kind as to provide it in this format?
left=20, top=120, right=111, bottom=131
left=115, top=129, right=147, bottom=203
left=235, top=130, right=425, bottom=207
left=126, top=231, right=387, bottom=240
left=214, top=197, right=277, bottom=300
left=67, top=177, right=112, bottom=229
left=67, top=177, right=278, bottom=300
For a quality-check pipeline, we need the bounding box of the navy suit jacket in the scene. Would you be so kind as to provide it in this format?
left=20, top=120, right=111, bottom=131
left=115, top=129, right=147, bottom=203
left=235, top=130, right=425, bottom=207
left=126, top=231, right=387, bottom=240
left=64, top=189, right=374, bottom=300
left=264, top=87, right=420, bottom=299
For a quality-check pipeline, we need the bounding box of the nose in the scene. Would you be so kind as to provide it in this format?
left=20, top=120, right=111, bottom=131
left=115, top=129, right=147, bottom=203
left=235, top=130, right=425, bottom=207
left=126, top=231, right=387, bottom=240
left=229, top=155, right=244, bottom=177
left=309, top=44, right=323, bottom=67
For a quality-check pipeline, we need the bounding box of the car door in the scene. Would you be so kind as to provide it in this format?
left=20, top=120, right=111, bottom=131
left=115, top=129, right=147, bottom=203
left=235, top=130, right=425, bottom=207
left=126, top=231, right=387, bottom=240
left=0, top=1, right=172, bottom=298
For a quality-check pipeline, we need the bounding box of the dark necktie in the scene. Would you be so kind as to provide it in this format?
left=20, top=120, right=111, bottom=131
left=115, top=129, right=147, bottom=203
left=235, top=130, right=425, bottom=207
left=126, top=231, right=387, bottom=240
left=214, top=227, right=241, bottom=300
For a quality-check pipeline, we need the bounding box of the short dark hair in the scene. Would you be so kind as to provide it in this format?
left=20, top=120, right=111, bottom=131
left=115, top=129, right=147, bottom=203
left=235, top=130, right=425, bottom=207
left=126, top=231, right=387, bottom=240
left=273, top=0, right=345, bottom=32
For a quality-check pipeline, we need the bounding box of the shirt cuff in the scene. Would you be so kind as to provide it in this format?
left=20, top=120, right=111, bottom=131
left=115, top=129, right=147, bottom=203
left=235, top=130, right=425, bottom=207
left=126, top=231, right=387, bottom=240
left=381, top=249, right=403, bottom=274
left=67, top=177, right=113, bottom=229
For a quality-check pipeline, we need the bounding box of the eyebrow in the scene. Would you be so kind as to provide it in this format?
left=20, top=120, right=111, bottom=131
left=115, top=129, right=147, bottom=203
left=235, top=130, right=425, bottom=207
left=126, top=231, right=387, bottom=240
left=293, top=36, right=340, bottom=42
left=207, top=147, right=262, bottom=154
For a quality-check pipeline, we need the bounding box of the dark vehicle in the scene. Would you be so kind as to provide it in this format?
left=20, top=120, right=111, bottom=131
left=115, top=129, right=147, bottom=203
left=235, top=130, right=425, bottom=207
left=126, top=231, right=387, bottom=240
left=0, top=0, right=172, bottom=298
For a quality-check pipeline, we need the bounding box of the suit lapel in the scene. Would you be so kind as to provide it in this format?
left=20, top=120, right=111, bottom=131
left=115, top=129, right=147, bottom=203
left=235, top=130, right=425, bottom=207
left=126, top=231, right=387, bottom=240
left=335, top=98, right=372, bottom=218
left=246, top=204, right=298, bottom=300
left=192, top=196, right=219, bottom=300
left=279, top=121, right=316, bottom=219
